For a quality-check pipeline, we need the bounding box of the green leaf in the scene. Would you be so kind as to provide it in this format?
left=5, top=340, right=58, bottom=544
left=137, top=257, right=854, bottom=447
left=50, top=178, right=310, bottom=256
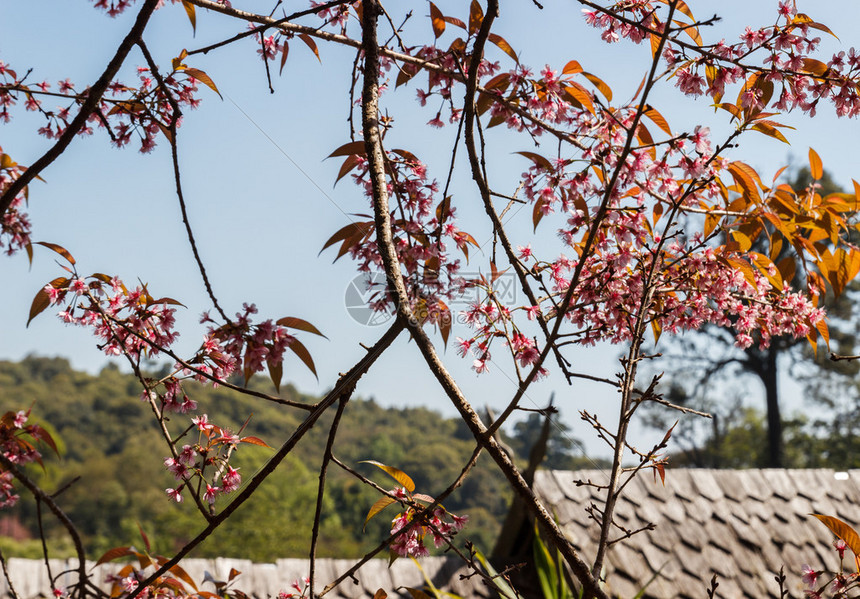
left=361, top=460, right=416, bottom=492
left=473, top=549, right=518, bottom=599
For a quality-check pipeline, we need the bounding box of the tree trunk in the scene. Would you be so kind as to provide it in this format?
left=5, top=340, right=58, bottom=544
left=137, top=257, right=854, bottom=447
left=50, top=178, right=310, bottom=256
left=762, top=346, right=783, bottom=467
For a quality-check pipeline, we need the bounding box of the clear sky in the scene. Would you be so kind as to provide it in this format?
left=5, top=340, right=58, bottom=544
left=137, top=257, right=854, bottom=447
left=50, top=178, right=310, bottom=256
left=2, top=1, right=860, bottom=459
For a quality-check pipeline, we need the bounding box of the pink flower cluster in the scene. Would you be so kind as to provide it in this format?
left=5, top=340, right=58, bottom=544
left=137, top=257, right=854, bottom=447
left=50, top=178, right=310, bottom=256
left=200, top=303, right=295, bottom=383
left=163, top=413, right=248, bottom=506
left=278, top=577, right=310, bottom=599
left=389, top=497, right=468, bottom=558
left=801, top=539, right=860, bottom=598
left=1, top=53, right=205, bottom=153
left=337, top=150, right=473, bottom=322
left=585, top=2, right=860, bottom=119
left=0, top=409, right=59, bottom=509
left=46, top=274, right=180, bottom=360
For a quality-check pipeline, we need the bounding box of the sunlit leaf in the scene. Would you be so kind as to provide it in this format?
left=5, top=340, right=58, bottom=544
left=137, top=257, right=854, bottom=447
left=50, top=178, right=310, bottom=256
left=488, top=33, right=517, bottom=62
left=184, top=68, right=222, bottom=98
left=812, top=514, right=860, bottom=558
left=809, top=147, right=823, bottom=180
left=361, top=460, right=416, bottom=492
left=429, top=2, right=445, bottom=38
left=582, top=71, right=612, bottom=102
left=181, top=0, right=196, bottom=32
left=468, top=0, right=483, bottom=35
left=363, top=496, right=396, bottom=529
left=643, top=105, right=671, bottom=136
left=562, top=60, right=582, bottom=75
left=240, top=436, right=271, bottom=448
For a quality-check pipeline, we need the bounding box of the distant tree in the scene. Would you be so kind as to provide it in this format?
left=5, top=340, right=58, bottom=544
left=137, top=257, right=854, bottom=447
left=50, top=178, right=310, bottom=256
left=646, top=167, right=860, bottom=468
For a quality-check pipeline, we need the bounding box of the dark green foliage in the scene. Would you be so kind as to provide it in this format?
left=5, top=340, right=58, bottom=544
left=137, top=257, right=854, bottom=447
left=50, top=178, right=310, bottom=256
left=0, top=356, right=518, bottom=561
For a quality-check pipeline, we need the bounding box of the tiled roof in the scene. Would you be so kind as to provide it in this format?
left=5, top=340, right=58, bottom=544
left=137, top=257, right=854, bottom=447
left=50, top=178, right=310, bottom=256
left=533, top=469, right=860, bottom=598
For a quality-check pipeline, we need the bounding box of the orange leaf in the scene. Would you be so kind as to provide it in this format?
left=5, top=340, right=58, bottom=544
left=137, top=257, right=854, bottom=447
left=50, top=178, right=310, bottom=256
left=562, top=60, right=583, bottom=75
left=468, top=0, right=483, bottom=35
left=488, top=33, right=518, bottom=63
left=583, top=72, right=612, bottom=102
left=364, top=496, right=396, bottom=529
left=298, top=34, right=320, bottom=62
left=643, top=105, right=672, bottom=136
left=181, top=0, right=196, bottom=32
left=183, top=68, right=221, bottom=98
left=809, top=147, right=823, bottom=180
left=812, top=514, right=860, bottom=558
left=429, top=2, right=445, bottom=38
left=240, top=435, right=272, bottom=448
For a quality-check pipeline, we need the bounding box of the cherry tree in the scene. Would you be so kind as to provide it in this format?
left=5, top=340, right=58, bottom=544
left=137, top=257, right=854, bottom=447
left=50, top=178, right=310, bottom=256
left=3, top=0, right=860, bottom=597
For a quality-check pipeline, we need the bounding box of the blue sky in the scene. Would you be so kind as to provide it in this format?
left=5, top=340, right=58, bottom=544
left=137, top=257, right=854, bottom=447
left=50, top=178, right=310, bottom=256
left=3, top=1, right=860, bottom=458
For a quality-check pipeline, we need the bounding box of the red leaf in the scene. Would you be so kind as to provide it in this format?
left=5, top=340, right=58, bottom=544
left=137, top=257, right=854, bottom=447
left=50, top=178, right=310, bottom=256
left=240, top=436, right=271, bottom=448
left=298, top=34, right=321, bottom=62
left=96, top=546, right=134, bottom=566
left=327, top=141, right=366, bottom=158
left=276, top=316, right=327, bottom=338
left=288, top=338, right=318, bottom=379
left=35, top=241, right=75, bottom=265
left=27, top=288, right=51, bottom=328
left=279, top=42, right=290, bottom=75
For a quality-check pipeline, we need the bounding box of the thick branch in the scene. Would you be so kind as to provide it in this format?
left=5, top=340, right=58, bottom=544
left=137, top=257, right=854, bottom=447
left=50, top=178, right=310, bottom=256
left=359, top=3, right=606, bottom=598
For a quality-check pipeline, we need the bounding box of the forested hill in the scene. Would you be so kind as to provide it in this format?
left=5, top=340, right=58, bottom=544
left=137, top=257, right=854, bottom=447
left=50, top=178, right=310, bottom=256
left=0, top=356, right=530, bottom=561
